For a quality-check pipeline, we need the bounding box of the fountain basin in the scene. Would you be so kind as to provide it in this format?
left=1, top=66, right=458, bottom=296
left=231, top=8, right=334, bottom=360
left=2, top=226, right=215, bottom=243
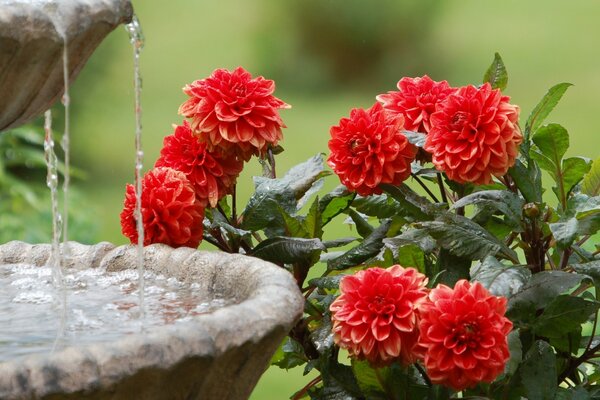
left=0, top=0, right=133, bottom=132
left=0, top=241, right=303, bottom=400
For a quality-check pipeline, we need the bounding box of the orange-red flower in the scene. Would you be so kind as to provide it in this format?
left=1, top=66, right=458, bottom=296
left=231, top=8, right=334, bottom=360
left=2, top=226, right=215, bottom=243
left=155, top=121, right=244, bottom=208
left=376, top=75, right=455, bottom=134
left=178, top=67, right=290, bottom=161
left=327, top=103, right=417, bottom=196
left=418, top=280, right=513, bottom=391
left=330, top=265, right=428, bottom=367
left=120, top=167, right=204, bottom=248
left=424, top=83, right=522, bottom=184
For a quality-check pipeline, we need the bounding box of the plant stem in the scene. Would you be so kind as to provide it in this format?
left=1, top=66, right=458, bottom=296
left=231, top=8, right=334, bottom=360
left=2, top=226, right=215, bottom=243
left=292, top=375, right=322, bottom=400
left=437, top=173, right=448, bottom=204
left=411, top=174, right=439, bottom=203
left=415, top=363, right=432, bottom=387
left=232, top=184, right=237, bottom=225
left=268, top=147, right=277, bottom=179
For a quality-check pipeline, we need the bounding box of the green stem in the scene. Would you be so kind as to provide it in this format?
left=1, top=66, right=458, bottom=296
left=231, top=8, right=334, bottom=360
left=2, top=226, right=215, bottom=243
left=411, top=174, right=439, bottom=203
left=436, top=173, right=448, bottom=204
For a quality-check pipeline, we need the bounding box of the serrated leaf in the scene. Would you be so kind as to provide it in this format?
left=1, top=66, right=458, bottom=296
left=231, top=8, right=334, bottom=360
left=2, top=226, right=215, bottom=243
left=380, top=183, right=442, bottom=221
left=452, top=190, right=524, bottom=228
left=519, top=340, right=557, bottom=400
left=328, top=220, right=391, bottom=271
left=582, top=157, right=600, bottom=197
left=310, top=316, right=334, bottom=354
left=483, top=52, right=508, bottom=90
left=305, top=196, right=323, bottom=238
left=250, top=236, right=325, bottom=264
left=549, top=218, right=580, bottom=248
left=470, top=256, right=531, bottom=298
left=533, top=295, right=599, bottom=338
left=418, top=213, right=518, bottom=262
left=525, top=82, right=572, bottom=138
left=402, top=130, right=427, bottom=147
left=572, top=260, right=600, bottom=284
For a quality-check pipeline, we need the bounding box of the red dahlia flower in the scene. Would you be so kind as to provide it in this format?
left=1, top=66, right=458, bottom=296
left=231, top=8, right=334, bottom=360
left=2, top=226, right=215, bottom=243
left=418, top=280, right=513, bottom=391
left=376, top=75, right=455, bottom=134
left=178, top=67, right=290, bottom=161
left=120, top=167, right=205, bottom=248
left=424, top=83, right=522, bottom=184
left=330, top=266, right=429, bottom=367
left=327, top=103, right=417, bottom=196
left=155, top=121, right=244, bottom=208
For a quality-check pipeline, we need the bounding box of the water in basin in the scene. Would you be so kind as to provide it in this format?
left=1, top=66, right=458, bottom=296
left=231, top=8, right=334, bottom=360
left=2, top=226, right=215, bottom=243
left=0, top=262, right=230, bottom=362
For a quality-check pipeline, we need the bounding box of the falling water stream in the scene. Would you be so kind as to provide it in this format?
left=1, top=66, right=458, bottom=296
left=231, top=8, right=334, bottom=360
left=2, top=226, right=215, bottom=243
left=125, top=14, right=146, bottom=320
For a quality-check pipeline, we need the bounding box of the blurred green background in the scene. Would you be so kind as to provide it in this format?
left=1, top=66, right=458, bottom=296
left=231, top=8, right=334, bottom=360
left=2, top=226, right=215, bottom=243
left=3, top=0, right=600, bottom=398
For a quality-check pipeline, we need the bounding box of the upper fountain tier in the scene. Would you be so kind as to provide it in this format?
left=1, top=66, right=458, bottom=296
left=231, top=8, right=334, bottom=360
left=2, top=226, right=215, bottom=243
left=0, top=0, right=133, bottom=132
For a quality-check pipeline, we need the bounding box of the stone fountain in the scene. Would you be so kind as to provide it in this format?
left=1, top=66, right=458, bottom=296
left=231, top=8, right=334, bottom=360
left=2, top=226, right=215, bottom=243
left=0, top=2, right=304, bottom=399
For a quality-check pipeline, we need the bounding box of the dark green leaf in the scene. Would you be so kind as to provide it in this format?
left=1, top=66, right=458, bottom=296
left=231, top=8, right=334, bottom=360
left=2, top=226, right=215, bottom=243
left=402, top=130, right=427, bottom=147
left=436, top=249, right=471, bottom=286
left=418, top=213, right=518, bottom=262
left=525, top=82, right=572, bottom=139
left=534, top=295, right=599, bottom=338
left=582, top=157, right=600, bottom=197
left=508, top=271, right=588, bottom=312
left=250, top=236, right=325, bottom=264
left=384, top=229, right=437, bottom=254
left=483, top=52, right=508, bottom=90
left=353, top=193, right=401, bottom=219
left=322, top=237, right=357, bottom=249
left=572, top=260, right=600, bottom=284
left=319, top=186, right=356, bottom=226
left=562, top=157, right=592, bottom=195
left=278, top=205, right=310, bottom=238
left=470, top=256, right=531, bottom=298
left=519, top=341, right=557, bottom=400
left=451, top=190, right=524, bottom=228
left=549, top=218, right=579, bottom=248
left=309, top=275, right=344, bottom=290
left=380, top=184, right=442, bottom=221
left=305, top=197, right=324, bottom=238
left=328, top=220, right=392, bottom=271
left=503, top=330, right=523, bottom=377
left=271, top=337, right=307, bottom=370
left=509, top=158, right=543, bottom=203
left=346, top=209, right=374, bottom=238
left=554, top=387, right=591, bottom=400
left=310, top=316, right=334, bottom=354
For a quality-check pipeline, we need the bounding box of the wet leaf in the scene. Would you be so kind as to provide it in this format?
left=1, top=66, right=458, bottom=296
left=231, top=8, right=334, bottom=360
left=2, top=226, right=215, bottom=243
left=328, top=220, right=391, bottom=271
left=519, top=340, right=557, bottom=400
left=470, top=256, right=531, bottom=298
left=533, top=295, right=599, bottom=338
left=250, top=236, right=326, bottom=264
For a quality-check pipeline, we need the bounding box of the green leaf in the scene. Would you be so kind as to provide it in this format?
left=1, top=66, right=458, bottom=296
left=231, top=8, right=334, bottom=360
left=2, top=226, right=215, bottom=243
left=346, top=209, right=374, bottom=238
left=549, top=218, right=580, bottom=248
left=380, top=183, right=442, bottom=221
left=470, top=256, right=531, bottom=298
left=562, top=157, right=592, bottom=195
left=271, top=337, right=307, bottom=370
left=451, top=189, right=524, bottom=228
left=309, top=275, right=344, bottom=290
left=483, top=52, right=508, bottom=90
left=503, top=330, right=523, bottom=377
left=525, top=82, right=572, bottom=139
left=250, top=236, right=326, bottom=264
left=572, top=260, right=600, bottom=284
left=508, top=271, right=588, bottom=312
left=534, top=295, right=599, bottom=338
left=582, top=157, right=600, bottom=197
left=305, top=196, right=324, bottom=238
left=328, top=220, right=392, bottom=271
left=350, top=360, right=387, bottom=400
left=396, top=244, right=426, bottom=271
left=509, top=158, right=543, bottom=203
left=402, top=130, right=427, bottom=147
left=310, top=315, right=334, bottom=354
left=417, top=213, right=518, bottom=262
left=353, top=193, right=402, bottom=219
left=519, top=340, right=557, bottom=400
left=532, top=123, right=570, bottom=170
left=322, top=237, right=357, bottom=249
left=319, top=186, right=356, bottom=226
left=277, top=205, right=310, bottom=238
left=436, top=248, right=471, bottom=286
left=384, top=229, right=437, bottom=255
left=550, top=197, right=600, bottom=247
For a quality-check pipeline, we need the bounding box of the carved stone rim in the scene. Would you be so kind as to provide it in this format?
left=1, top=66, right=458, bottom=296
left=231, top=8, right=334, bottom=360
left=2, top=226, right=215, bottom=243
left=0, top=241, right=304, bottom=398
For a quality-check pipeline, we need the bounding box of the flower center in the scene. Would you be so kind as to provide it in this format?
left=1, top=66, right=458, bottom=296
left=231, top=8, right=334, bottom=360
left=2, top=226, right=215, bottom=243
left=450, top=111, right=470, bottom=129
left=452, top=321, right=481, bottom=347
left=367, top=295, right=395, bottom=314
left=232, top=82, right=247, bottom=97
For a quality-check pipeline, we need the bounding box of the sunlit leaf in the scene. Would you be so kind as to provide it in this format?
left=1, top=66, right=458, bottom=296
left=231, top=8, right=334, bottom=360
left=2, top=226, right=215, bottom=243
left=525, top=82, right=572, bottom=139
left=582, top=157, right=600, bottom=197
left=483, top=52, right=508, bottom=90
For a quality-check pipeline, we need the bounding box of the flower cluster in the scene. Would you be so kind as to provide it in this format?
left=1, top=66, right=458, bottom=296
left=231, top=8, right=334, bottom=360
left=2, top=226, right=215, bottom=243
left=121, top=67, right=289, bottom=248
left=330, top=267, right=512, bottom=391
left=328, top=76, right=522, bottom=194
